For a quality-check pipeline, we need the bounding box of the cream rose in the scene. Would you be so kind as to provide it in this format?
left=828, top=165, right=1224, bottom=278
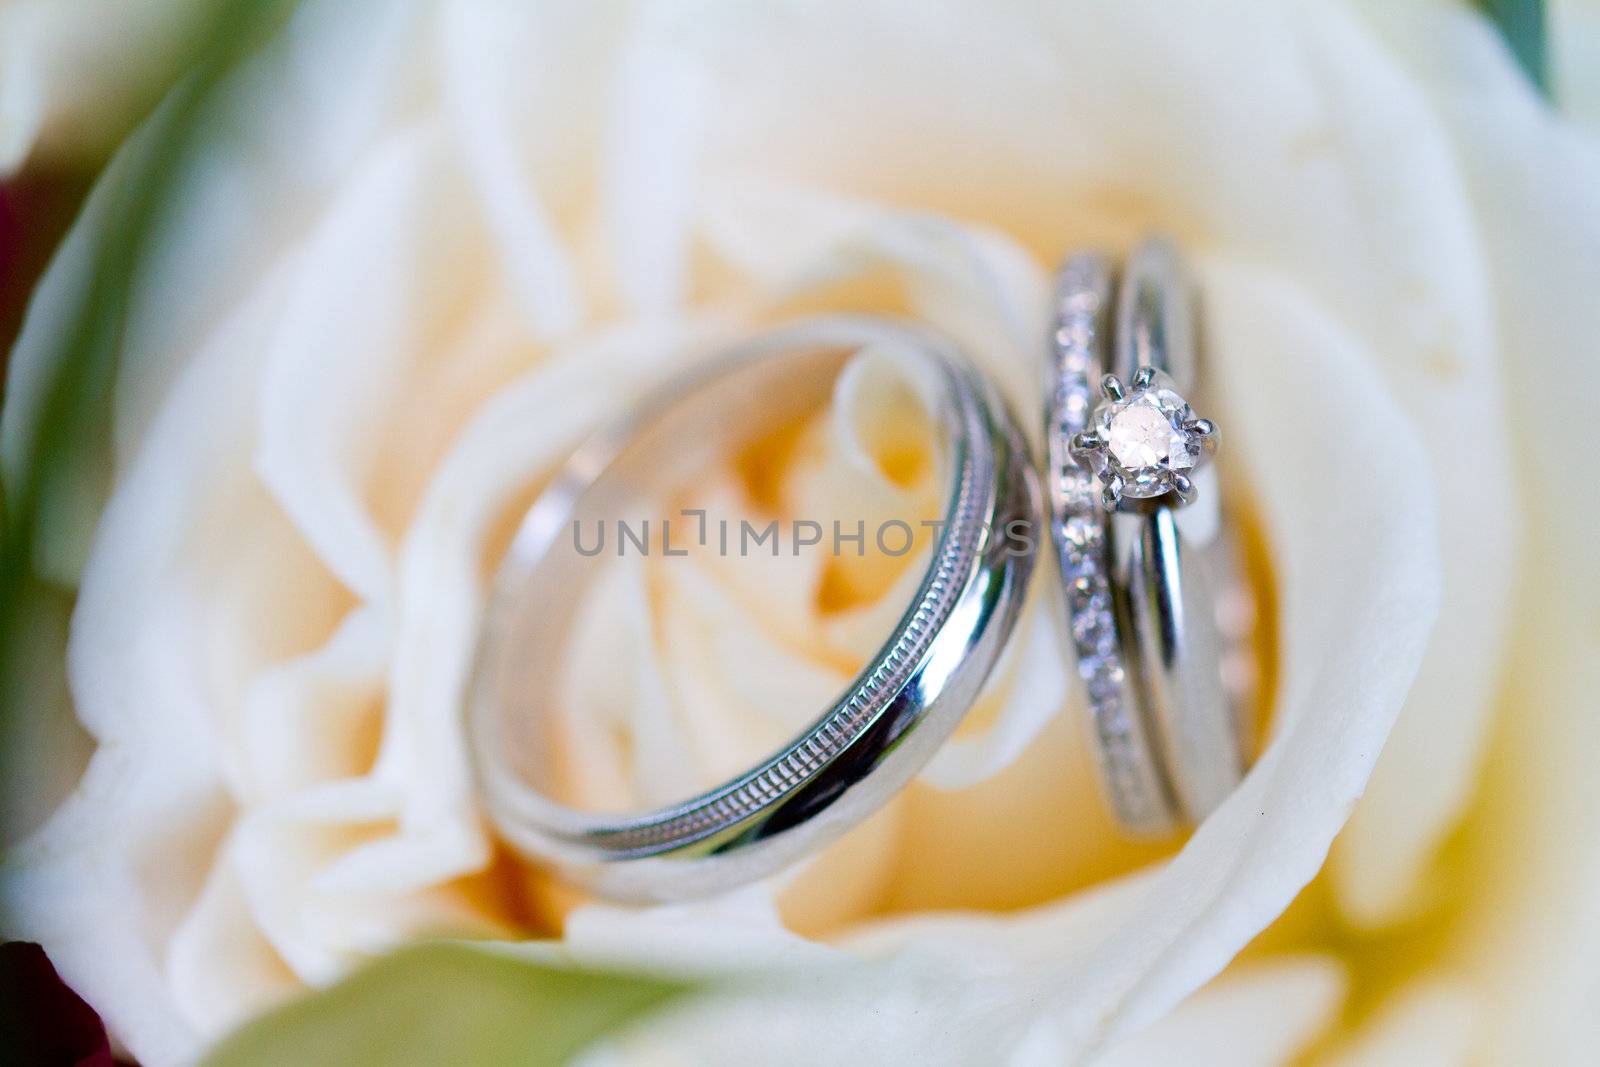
left=1, top=1, right=1595, bottom=1065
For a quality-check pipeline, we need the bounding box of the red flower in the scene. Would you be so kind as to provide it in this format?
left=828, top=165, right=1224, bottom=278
left=0, top=941, right=116, bottom=1067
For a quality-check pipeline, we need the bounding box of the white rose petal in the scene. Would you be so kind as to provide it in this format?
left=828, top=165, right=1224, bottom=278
left=1322, top=982, right=1477, bottom=1067
left=1552, top=0, right=1600, bottom=130
left=1084, top=957, right=1346, bottom=1067
left=1356, top=4, right=1600, bottom=1062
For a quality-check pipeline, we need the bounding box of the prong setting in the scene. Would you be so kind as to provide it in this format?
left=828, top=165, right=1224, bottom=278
left=1070, top=430, right=1104, bottom=459
left=1100, top=374, right=1126, bottom=402
left=1169, top=472, right=1197, bottom=506
left=1187, top=417, right=1219, bottom=458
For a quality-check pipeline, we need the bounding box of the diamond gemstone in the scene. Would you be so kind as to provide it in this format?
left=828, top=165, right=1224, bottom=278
left=1094, top=369, right=1199, bottom=498
left=1106, top=401, right=1191, bottom=470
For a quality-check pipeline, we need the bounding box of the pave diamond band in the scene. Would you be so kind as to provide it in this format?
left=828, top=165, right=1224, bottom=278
left=469, top=317, right=1040, bottom=901
left=1047, top=239, right=1251, bottom=832
left=1046, top=253, right=1176, bottom=831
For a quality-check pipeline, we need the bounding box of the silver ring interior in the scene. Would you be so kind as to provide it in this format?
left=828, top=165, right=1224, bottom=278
left=468, top=316, right=1040, bottom=901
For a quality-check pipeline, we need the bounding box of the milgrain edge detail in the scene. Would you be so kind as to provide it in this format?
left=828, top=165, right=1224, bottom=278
left=576, top=371, right=991, bottom=856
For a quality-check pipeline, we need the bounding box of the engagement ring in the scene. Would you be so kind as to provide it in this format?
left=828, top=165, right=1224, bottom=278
left=1047, top=239, right=1252, bottom=832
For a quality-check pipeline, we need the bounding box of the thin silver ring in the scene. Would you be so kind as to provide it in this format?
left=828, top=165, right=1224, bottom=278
left=1046, top=253, right=1176, bottom=831
left=1047, top=240, right=1247, bottom=831
left=469, top=316, right=1040, bottom=900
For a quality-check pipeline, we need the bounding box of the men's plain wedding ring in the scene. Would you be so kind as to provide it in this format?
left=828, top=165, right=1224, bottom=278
left=1046, top=239, right=1250, bottom=832
left=469, top=316, right=1040, bottom=901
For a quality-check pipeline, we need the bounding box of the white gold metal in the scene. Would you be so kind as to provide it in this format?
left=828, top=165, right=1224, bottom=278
left=1046, top=253, right=1176, bottom=832
left=1047, top=239, right=1250, bottom=832
left=1108, top=239, right=1246, bottom=824
left=469, top=316, right=1040, bottom=901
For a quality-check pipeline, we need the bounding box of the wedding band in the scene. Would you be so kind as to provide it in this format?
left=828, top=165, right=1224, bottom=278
left=1108, top=241, right=1248, bottom=825
left=1047, top=239, right=1248, bottom=831
left=469, top=317, right=1040, bottom=901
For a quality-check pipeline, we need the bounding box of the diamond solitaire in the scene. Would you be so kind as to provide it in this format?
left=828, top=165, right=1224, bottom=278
left=1070, top=365, right=1217, bottom=508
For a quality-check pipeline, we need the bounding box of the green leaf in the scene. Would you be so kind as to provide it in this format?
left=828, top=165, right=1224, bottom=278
left=0, top=0, right=294, bottom=580
left=201, top=944, right=690, bottom=1067
left=0, top=0, right=298, bottom=814
left=1475, top=0, right=1549, bottom=96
